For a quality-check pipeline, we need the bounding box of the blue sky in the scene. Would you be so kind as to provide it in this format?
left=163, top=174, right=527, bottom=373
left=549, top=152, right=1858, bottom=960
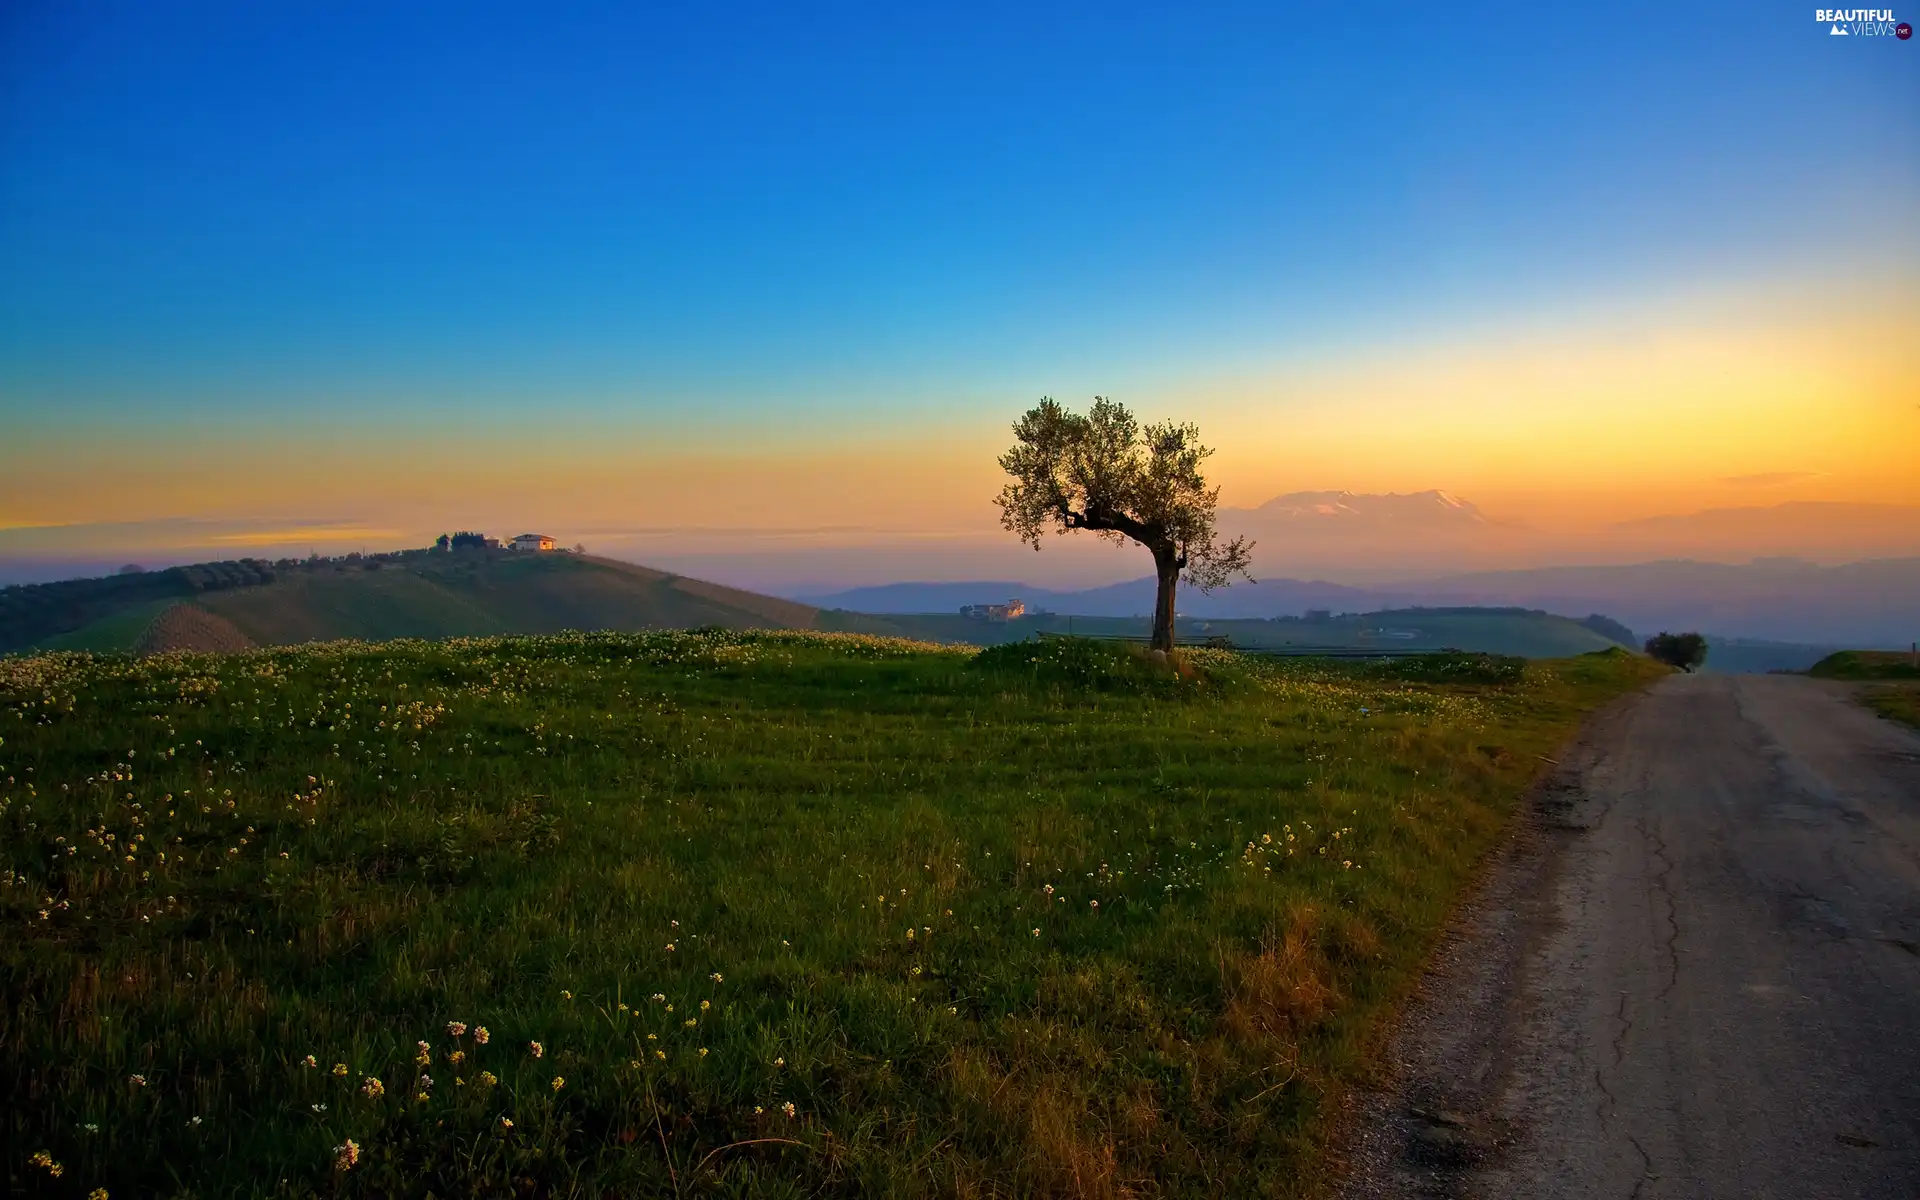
left=1, top=1, right=1915, bottom=586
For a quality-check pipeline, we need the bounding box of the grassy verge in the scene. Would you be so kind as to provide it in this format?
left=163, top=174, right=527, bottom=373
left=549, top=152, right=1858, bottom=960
left=0, top=633, right=1661, bottom=1198
left=1807, top=651, right=1920, bottom=731
left=1861, top=685, right=1920, bottom=730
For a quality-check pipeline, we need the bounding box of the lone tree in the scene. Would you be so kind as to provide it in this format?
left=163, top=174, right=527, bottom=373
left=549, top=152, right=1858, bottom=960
left=996, top=397, right=1253, bottom=653
left=1644, top=631, right=1708, bottom=672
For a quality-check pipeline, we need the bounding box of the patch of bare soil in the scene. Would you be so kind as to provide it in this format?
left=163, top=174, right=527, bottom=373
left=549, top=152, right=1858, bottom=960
left=136, top=602, right=255, bottom=654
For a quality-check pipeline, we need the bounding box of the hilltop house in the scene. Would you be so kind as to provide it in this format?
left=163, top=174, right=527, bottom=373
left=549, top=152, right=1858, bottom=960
left=959, top=599, right=1025, bottom=622
left=509, top=533, right=557, bottom=552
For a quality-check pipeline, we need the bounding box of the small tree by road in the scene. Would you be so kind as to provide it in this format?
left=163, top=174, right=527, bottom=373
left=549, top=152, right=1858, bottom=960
left=995, top=397, right=1253, bottom=653
left=1645, top=631, right=1708, bottom=672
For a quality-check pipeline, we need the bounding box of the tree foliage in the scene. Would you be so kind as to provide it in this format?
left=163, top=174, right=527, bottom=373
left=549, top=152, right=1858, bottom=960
left=996, top=397, right=1253, bottom=650
left=1643, top=631, right=1708, bottom=672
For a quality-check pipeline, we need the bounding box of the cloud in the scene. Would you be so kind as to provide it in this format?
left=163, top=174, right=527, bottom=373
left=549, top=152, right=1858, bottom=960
left=1716, top=471, right=1825, bottom=488
left=206, top=525, right=403, bottom=546
left=0, top=517, right=396, bottom=556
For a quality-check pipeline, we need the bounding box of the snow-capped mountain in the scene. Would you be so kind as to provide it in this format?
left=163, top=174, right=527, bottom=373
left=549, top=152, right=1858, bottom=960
left=1231, top=489, right=1490, bottom=526
left=1213, top=489, right=1526, bottom=578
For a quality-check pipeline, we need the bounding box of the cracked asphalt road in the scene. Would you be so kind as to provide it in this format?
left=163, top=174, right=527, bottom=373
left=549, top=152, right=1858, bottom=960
left=1339, top=673, right=1920, bottom=1199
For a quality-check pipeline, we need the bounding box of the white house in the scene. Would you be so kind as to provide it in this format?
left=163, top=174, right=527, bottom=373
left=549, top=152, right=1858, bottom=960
left=509, top=533, right=557, bottom=552
left=959, top=599, right=1025, bottom=622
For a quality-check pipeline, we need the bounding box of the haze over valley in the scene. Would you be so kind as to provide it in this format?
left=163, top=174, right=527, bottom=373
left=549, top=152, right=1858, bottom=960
left=12, top=488, right=1915, bottom=652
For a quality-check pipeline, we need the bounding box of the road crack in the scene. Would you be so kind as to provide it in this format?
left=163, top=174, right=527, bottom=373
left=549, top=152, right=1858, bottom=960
left=1626, top=1133, right=1656, bottom=1200
left=1610, top=991, right=1631, bottom=1069
left=1642, top=810, right=1680, bottom=1002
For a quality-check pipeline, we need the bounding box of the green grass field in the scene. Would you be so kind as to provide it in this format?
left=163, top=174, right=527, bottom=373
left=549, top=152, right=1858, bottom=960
left=0, top=633, right=1662, bottom=1198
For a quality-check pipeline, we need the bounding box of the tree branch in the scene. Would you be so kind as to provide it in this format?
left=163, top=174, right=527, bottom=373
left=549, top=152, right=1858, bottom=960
left=1068, top=506, right=1158, bottom=547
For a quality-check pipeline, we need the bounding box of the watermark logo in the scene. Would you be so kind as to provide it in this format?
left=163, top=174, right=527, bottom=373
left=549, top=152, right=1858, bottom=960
left=1815, top=8, right=1906, bottom=34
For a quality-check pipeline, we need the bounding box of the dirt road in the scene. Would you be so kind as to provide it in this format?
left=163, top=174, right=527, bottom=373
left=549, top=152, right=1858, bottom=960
left=1340, top=673, right=1920, bottom=1199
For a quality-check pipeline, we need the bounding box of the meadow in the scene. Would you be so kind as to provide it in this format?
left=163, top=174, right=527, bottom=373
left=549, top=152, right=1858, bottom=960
left=1, top=631, right=1662, bottom=1198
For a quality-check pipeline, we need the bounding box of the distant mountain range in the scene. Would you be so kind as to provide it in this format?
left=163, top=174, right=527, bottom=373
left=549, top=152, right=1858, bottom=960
left=1227, top=488, right=1496, bottom=527
left=1206, top=493, right=1920, bottom=577
left=800, top=556, right=1920, bottom=647
left=1211, top=489, right=1516, bottom=575
left=1605, top=502, right=1920, bottom=560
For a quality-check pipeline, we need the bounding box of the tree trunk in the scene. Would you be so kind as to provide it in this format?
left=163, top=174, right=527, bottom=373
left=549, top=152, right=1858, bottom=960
left=1151, top=551, right=1179, bottom=653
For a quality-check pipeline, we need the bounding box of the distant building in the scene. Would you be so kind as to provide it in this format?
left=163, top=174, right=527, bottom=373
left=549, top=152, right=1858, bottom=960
left=509, top=533, right=557, bottom=552
left=959, top=599, right=1026, bottom=622
left=1303, top=608, right=1332, bottom=621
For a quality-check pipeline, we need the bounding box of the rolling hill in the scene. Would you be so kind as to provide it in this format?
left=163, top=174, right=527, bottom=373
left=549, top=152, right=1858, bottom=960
left=9, top=547, right=1654, bottom=661
left=4, top=550, right=838, bottom=655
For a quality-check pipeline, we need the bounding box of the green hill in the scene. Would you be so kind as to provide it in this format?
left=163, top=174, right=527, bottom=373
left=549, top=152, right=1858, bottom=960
left=29, top=596, right=184, bottom=653
left=1807, top=649, right=1920, bottom=680
left=1809, top=650, right=1920, bottom=730
left=190, top=552, right=829, bottom=646
left=1, top=558, right=277, bottom=652
left=834, top=605, right=1625, bottom=659
left=5, top=550, right=835, bottom=655
left=7, top=550, right=1631, bottom=661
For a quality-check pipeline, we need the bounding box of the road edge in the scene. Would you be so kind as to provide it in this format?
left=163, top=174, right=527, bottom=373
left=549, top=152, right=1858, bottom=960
left=1326, top=686, right=1652, bottom=1199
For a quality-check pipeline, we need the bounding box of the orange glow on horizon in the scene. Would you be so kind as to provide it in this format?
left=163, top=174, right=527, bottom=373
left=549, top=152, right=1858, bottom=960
left=4, top=279, right=1914, bottom=566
